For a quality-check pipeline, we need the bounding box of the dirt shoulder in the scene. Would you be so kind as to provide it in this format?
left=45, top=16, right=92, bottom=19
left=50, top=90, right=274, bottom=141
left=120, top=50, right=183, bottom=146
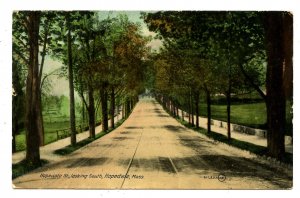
left=13, top=98, right=292, bottom=189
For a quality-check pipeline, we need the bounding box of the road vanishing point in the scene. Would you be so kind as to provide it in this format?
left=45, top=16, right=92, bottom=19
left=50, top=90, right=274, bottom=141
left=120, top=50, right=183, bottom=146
left=13, top=98, right=292, bottom=189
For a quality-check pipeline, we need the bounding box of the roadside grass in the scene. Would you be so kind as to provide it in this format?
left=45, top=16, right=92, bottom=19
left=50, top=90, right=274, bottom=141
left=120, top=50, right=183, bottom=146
left=15, top=95, right=115, bottom=152
left=12, top=118, right=126, bottom=179
left=198, top=100, right=293, bottom=136
left=12, top=159, right=48, bottom=179
left=199, top=102, right=266, bottom=129
left=54, top=118, right=125, bottom=156
left=177, top=118, right=293, bottom=165
left=15, top=120, right=71, bottom=151
left=15, top=95, right=85, bottom=151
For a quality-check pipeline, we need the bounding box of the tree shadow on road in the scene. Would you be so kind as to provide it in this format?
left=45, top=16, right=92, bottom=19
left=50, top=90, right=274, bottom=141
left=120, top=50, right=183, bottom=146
left=171, top=154, right=292, bottom=189
left=34, top=157, right=111, bottom=170
left=156, top=115, right=169, bottom=118
left=153, top=108, right=164, bottom=114
left=66, top=157, right=109, bottom=168
left=120, top=131, right=133, bottom=134
left=163, top=125, right=186, bottom=132
left=118, top=157, right=177, bottom=174
left=178, top=137, right=211, bottom=150
left=124, top=126, right=143, bottom=129
left=113, top=136, right=134, bottom=141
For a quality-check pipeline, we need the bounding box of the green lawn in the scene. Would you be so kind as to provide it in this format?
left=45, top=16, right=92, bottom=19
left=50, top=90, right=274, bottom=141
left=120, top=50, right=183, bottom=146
left=15, top=95, right=88, bottom=152
left=198, top=100, right=293, bottom=136
left=15, top=120, right=71, bottom=151
left=199, top=102, right=267, bottom=128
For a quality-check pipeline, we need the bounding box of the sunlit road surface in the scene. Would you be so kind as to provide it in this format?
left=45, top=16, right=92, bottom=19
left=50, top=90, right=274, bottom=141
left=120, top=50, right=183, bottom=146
left=13, top=98, right=292, bottom=189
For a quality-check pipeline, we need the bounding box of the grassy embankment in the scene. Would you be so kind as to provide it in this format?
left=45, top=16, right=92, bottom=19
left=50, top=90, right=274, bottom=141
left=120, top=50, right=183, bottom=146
left=167, top=94, right=293, bottom=164
left=198, top=95, right=293, bottom=136
left=15, top=96, right=101, bottom=151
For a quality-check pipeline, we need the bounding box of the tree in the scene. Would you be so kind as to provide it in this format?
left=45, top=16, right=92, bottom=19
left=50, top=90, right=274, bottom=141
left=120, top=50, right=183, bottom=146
left=49, top=11, right=96, bottom=141
left=47, top=11, right=78, bottom=144
left=263, top=12, right=292, bottom=160
left=71, top=12, right=111, bottom=137
left=103, top=15, right=130, bottom=129
left=13, top=11, right=55, bottom=147
left=145, top=11, right=293, bottom=160
left=12, top=60, right=26, bottom=153
left=113, top=21, right=150, bottom=117
left=24, top=11, right=41, bottom=165
left=144, top=11, right=265, bottom=131
left=66, top=12, right=77, bottom=145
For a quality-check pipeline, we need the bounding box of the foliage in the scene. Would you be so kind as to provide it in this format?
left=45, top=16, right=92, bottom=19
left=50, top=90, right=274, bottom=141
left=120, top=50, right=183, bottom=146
left=144, top=11, right=266, bottom=96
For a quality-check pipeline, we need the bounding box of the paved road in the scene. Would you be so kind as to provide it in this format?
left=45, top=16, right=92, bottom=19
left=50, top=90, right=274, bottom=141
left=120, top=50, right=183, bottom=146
left=13, top=98, right=292, bottom=189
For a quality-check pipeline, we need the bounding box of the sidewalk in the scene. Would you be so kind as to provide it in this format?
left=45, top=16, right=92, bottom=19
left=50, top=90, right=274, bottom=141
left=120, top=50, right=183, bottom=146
left=13, top=103, right=292, bottom=165
left=12, top=113, right=123, bottom=164
left=179, top=109, right=293, bottom=154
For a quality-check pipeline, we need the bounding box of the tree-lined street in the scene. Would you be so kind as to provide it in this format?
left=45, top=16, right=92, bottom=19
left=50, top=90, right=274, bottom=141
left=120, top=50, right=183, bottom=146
left=13, top=98, right=292, bottom=189
left=12, top=11, right=293, bottom=189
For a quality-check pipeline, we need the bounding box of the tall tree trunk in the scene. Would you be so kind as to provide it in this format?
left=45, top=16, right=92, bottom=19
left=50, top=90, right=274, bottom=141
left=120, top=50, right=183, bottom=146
left=206, top=89, right=211, bottom=133
left=125, top=100, right=128, bottom=118
left=166, top=98, right=170, bottom=112
left=110, top=86, right=115, bottom=129
left=188, top=93, right=191, bottom=124
left=194, top=91, right=199, bottom=128
left=25, top=12, right=41, bottom=165
left=12, top=130, right=17, bottom=153
left=264, top=12, right=286, bottom=160
left=122, top=102, right=125, bottom=119
left=190, top=91, right=194, bottom=126
left=82, top=97, right=85, bottom=126
left=36, top=93, right=44, bottom=146
left=66, top=14, right=76, bottom=146
left=136, top=95, right=139, bottom=103
left=226, top=91, right=231, bottom=140
left=12, top=97, right=17, bottom=153
left=35, top=81, right=44, bottom=148
left=12, top=62, right=20, bottom=153
left=130, top=98, right=134, bottom=111
left=100, top=86, right=108, bottom=132
left=126, top=98, right=130, bottom=118
left=172, top=100, right=175, bottom=116
left=282, top=13, right=293, bottom=100
left=36, top=17, right=50, bottom=147
left=226, top=55, right=232, bottom=140
left=88, top=86, right=95, bottom=138
left=173, top=103, right=176, bottom=116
